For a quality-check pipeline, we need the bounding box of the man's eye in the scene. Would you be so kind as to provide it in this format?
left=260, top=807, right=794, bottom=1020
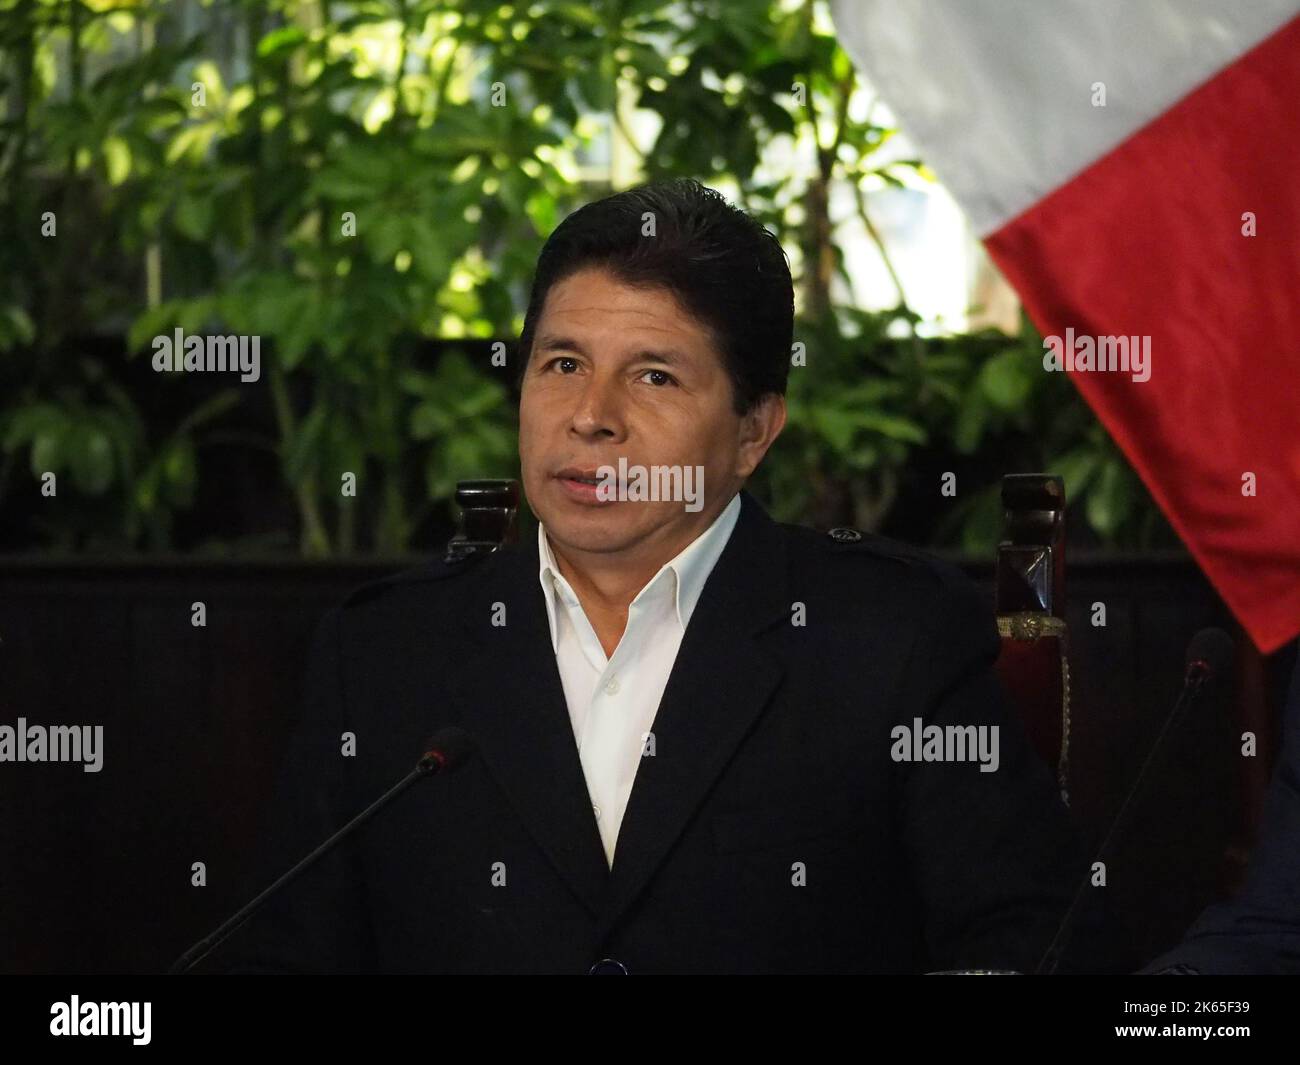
left=639, top=369, right=676, bottom=387
left=545, top=357, right=578, bottom=373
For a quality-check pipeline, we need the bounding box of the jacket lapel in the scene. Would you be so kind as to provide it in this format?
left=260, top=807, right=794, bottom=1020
left=595, top=490, right=789, bottom=940
left=441, top=489, right=790, bottom=937
left=441, top=534, right=612, bottom=919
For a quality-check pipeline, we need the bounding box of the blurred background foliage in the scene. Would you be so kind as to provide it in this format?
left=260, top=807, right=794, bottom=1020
left=0, top=0, right=1173, bottom=556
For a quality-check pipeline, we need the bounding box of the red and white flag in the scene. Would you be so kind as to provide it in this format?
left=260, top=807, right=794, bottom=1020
left=832, top=0, right=1300, bottom=652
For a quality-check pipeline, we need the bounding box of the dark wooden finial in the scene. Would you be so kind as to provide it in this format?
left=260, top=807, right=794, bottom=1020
left=443, top=479, right=521, bottom=564
left=996, top=473, right=1066, bottom=617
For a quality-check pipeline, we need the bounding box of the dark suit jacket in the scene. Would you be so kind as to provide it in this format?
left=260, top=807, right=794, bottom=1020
left=223, top=489, right=1110, bottom=974
left=1142, top=651, right=1300, bottom=974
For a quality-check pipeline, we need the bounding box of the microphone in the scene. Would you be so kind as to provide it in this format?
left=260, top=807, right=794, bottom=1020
left=1184, top=627, right=1235, bottom=690
left=168, top=726, right=477, bottom=974
left=1034, top=628, right=1235, bottom=975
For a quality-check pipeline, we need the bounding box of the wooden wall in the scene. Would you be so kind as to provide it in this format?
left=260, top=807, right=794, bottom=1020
left=0, top=556, right=1291, bottom=972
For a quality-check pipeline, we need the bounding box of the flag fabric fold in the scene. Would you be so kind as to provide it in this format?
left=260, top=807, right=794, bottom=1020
left=833, top=0, right=1300, bottom=651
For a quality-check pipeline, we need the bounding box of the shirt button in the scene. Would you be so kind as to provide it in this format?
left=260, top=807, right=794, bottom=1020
left=605, top=676, right=620, bottom=695
left=592, top=803, right=601, bottom=819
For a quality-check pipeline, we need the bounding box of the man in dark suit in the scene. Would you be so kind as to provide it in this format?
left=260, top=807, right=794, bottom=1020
left=225, top=178, right=1110, bottom=974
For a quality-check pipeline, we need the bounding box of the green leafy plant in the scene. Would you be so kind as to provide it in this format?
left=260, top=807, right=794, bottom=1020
left=0, top=0, right=1168, bottom=557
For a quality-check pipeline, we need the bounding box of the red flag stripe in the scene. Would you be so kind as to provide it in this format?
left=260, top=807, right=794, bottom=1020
left=986, top=15, right=1300, bottom=652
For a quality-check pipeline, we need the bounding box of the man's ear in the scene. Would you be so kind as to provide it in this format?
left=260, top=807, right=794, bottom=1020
left=736, top=393, right=787, bottom=478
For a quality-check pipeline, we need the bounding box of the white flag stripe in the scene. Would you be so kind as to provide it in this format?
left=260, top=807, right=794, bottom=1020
left=831, top=0, right=1299, bottom=235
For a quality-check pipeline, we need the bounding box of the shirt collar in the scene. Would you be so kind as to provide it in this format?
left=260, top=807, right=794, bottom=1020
left=537, top=491, right=742, bottom=654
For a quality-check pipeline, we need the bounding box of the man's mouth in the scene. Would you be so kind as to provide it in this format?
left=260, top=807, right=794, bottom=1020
left=553, top=467, right=621, bottom=504
left=555, top=467, right=607, bottom=485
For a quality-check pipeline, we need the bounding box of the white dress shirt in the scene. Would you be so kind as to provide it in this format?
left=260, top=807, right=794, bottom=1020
left=538, top=491, right=742, bottom=869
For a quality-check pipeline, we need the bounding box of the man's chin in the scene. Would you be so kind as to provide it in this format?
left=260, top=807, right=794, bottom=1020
left=541, top=513, right=641, bottom=556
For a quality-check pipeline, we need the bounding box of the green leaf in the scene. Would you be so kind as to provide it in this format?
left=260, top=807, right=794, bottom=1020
left=283, top=404, right=329, bottom=481
left=1050, top=449, right=1099, bottom=501
left=161, top=439, right=198, bottom=507
left=135, top=460, right=162, bottom=514
left=978, top=349, right=1032, bottom=412
left=174, top=193, right=214, bottom=242
left=811, top=407, right=857, bottom=452
left=257, top=26, right=308, bottom=60
left=165, top=124, right=216, bottom=165
left=0, top=305, right=36, bottom=349
left=410, top=401, right=454, bottom=440
left=524, top=190, right=557, bottom=235
left=1086, top=458, right=1135, bottom=538
left=400, top=370, right=442, bottom=398
left=849, top=410, right=927, bottom=444
left=128, top=302, right=183, bottom=356
left=960, top=486, right=1005, bottom=555
left=71, top=426, right=116, bottom=495
left=3, top=404, right=63, bottom=451
left=452, top=381, right=506, bottom=420
left=952, top=392, right=990, bottom=454
left=103, top=135, right=131, bottom=186
left=31, top=424, right=68, bottom=477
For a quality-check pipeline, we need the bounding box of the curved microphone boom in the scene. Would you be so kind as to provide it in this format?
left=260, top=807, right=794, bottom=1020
left=168, top=726, right=477, bottom=975
left=1035, top=628, right=1235, bottom=975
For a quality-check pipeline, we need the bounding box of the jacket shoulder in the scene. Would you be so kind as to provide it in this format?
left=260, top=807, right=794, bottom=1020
left=339, top=549, right=495, bottom=610
left=782, top=521, right=982, bottom=601
left=780, top=523, right=998, bottom=661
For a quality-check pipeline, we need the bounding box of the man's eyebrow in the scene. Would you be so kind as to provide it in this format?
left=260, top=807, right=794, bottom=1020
left=533, top=335, right=691, bottom=367
left=630, top=348, right=689, bottom=367
left=534, top=334, right=584, bottom=354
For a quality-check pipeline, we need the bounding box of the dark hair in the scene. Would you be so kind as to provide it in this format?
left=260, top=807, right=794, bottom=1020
left=515, top=178, right=793, bottom=416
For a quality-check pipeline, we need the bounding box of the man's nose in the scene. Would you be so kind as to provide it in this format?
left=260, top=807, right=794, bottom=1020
left=569, top=374, right=626, bottom=437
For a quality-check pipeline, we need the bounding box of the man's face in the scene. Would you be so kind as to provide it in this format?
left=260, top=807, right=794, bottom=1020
left=518, top=266, right=784, bottom=560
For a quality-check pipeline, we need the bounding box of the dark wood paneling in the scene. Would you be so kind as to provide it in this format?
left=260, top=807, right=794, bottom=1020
left=0, top=557, right=1289, bottom=972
